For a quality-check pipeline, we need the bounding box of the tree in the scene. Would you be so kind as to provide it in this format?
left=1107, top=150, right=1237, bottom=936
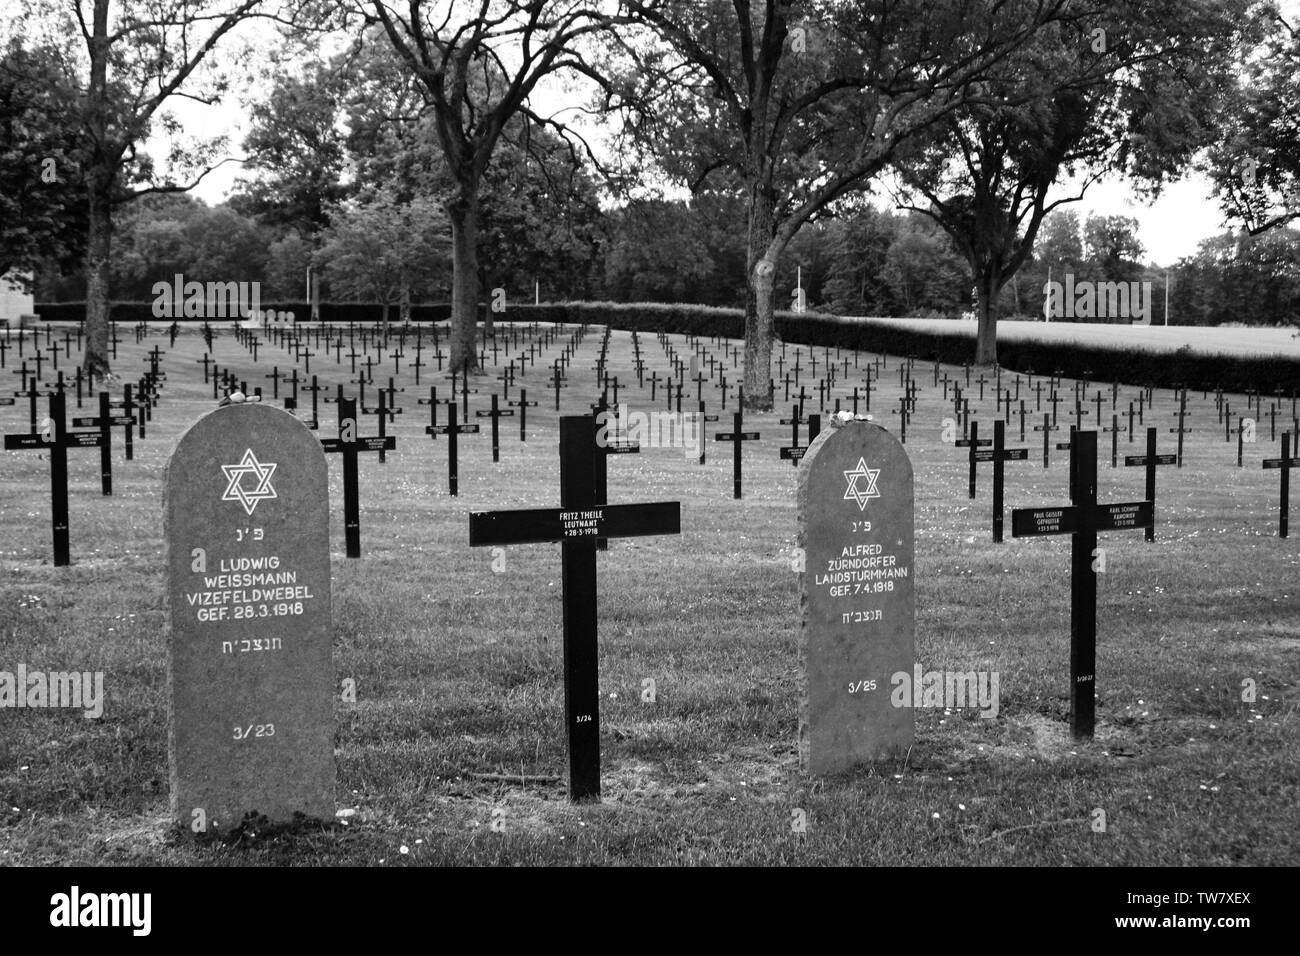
left=1082, top=214, right=1144, bottom=284
left=612, top=0, right=1068, bottom=408
left=881, top=216, right=967, bottom=316
left=230, top=55, right=353, bottom=316
left=232, top=62, right=351, bottom=234
left=1034, top=209, right=1084, bottom=272
left=1169, top=228, right=1300, bottom=327
left=602, top=200, right=716, bottom=302
left=0, top=39, right=87, bottom=282
left=1014, top=207, right=1083, bottom=317
left=472, top=125, right=607, bottom=309
left=9, top=0, right=272, bottom=380
left=820, top=207, right=904, bottom=315
left=1205, top=5, right=1300, bottom=236
left=893, top=0, right=1248, bottom=363
left=366, top=0, right=622, bottom=375
left=341, top=50, right=607, bottom=315
left=264, top=232, right=313, bottom=301
left=94, top=194, right=265, bottom=299
left=316, top=188, right=450, bottom=329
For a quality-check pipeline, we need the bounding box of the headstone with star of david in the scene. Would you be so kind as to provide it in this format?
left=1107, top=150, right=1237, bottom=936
left=164, top=402, right=334, bottom=832
left=797, top=418, right=915, bottom=774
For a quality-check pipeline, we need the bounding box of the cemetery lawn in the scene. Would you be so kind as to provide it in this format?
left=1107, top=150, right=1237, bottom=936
left=1, top=326, right=1298, bottom=866
left=855, top=317, right=1300, bottom=360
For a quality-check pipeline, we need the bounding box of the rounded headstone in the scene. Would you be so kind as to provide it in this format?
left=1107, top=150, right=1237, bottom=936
left=165, top=403, right=333, bottom=831
left=798, top=419, right=915, bottom=774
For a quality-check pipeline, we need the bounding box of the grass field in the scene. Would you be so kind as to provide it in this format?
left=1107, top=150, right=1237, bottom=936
left=0, top=321, right=1297, bottom=866
left=848, top=316, right=1300, bottom=359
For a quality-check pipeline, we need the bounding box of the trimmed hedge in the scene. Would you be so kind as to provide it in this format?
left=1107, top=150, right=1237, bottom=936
left=33, top=299, right=1300, bottom=394
left=769, top=311, right=1300, bottom=396
left=32, top=301, right=456, bottom=324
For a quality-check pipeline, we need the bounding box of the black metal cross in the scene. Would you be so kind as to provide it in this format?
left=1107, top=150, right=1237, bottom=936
left=359, top=389, right=396, bottom=464
left=1123, top=427, right=1176, bottom=542
left=551, top=363, right=568, bottom=411
left=265, top=366, right=287, bottom=400
left=1263, top=432, right=1297, bottom=538
left=299, top=375, right=324, bottom=429
left=3, top=391, right=104, bottom=565
left=955, top=421, right=993, bottom=499
left=69, top=391, right=134, bottom=495
left=468, top=416, right=681, bottom=802
left=475, top=393, right=514, bottom=462
left=319, top=397, right=396, bottom=558
left=1101, top=415, right=1127, bottom=468
left=1169, top=389, right=1190, bottom=467
left=427, top=401, right=478, bottom=496
left=1012, top=431, right=1153, bottom=738
left=714, top=409, right=760, bottom=499
left=970, top=420, right=1029, bottom=542
left=780, top=410, right=820, bottom=464
left=508, top=388, right=537, bottom=442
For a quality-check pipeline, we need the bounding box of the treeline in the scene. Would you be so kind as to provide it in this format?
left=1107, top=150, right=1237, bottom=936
left=36, top=195, right=1300, bottom=329
left=6, top=0, right=1299, bottom=387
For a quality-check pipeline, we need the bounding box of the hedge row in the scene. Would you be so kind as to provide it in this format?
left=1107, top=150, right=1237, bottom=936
left=771, top=311, right=1300, bottom=396
left=32, top=301, right=456, bottom=324
left=33, top=299, right=1300, bottom=394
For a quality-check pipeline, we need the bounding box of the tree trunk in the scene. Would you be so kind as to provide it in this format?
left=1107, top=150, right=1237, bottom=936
left=82, top=0, right=112, bottom=383
left=974, top=267, right=1000, bottom=365
left=82, top=187, right=112, bottom=383
left=446, top=188, right=481, bottom=375
left=743, top=186, right=778, bottom=411
left=311, top=259, right=321, bottom=321
left=480, top=266, right=495, bottom=338
left=399, top=272, right=410, bottom=325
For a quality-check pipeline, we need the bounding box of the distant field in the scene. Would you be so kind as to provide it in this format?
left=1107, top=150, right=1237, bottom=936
left=846, top=317, right=1300, bottom=360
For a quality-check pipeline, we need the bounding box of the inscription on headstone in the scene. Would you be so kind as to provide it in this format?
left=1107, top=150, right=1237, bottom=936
left=798, top=420, right=915, bottom=774
left=165, top=403, right=334, bottom=831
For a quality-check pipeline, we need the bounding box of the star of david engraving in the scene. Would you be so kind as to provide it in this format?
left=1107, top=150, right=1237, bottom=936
left=221, top=449, right=278, bottom=516
left=843, top=457, right=881, bottom=511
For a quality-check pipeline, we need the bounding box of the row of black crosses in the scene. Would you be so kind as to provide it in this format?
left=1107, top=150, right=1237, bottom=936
left=467, top=413, right=1294, bottom=797
left=203, top=318, right=806, bottom=501
left=1, top=324, right=167, bottom=566
left=187, top=318, right=1300, bottom=759
left=13, top=317, right=1299, bottom=562
left=9, top=314, right=1297, bottom=566
left=12, top=310, right=1300, bottom=462
left=162, top=304, right=1297, bottom=490
left=946, top=403, right=1296, bottom=740
left=6, top=318, right=1298, bottom=794
left=8, top=313, right=1298, bottom=562
left=951, top=420, right=1297, bottom=739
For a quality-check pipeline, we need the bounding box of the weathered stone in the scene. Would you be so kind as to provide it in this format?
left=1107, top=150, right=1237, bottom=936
left=798, top=419, right=915, bottom=774
left=165, top=402, right=333, bottom=831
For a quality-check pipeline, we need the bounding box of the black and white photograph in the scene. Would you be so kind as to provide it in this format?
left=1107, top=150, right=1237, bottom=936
left=0, top=0, right=1295, bottom=924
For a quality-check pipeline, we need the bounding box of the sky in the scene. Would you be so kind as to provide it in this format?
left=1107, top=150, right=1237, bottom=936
left=163, top=10, right=1275, bottom=271
left=179, top=92, right=1231, bottom=271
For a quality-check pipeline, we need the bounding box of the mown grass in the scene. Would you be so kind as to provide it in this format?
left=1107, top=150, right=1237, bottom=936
left=0, top=323, right=1297, bottom=866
